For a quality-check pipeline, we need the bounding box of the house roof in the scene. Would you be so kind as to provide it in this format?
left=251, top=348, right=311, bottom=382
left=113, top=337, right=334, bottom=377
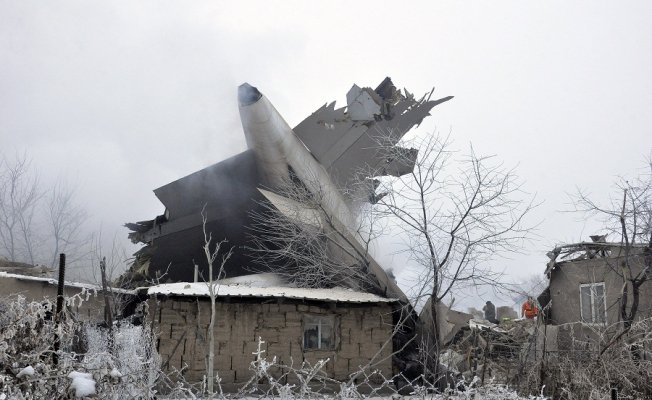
left=0, top=271, right=136, bottom=295
left=544, top=241, right=648, bottom=276
left=145, top=280, right=397, bottom=304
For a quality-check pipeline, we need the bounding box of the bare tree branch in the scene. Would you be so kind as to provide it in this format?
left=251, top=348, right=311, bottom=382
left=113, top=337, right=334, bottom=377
left=0, top=152, right=42, bottom=263
left=374, top=131, right=538, bottom=379
left=248, top=174, right=383, bottom=293
left=0, top=152, right=90, bottom=271
left=571, top=156, right=652, bottom=353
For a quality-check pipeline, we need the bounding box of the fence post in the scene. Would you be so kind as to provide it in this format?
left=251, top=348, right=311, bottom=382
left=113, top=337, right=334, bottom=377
left=100, top=257, right=115, bottom=355
left=52, top=253, right=66, bottom=365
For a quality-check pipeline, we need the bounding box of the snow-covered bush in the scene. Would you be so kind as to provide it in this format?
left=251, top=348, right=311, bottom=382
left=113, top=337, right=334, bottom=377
left=517, top=319, right=652, bottom=399
left=75, top=322, right=162, bottom=398
left=0, top=295, right=163, bottom=399
left=68, top=371, right=96, bottom=397
left=0, top=295, right=61, bottom=365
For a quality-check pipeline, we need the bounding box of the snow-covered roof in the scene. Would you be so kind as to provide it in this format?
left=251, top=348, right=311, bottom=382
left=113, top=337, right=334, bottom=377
left=214, top=272, right=287, bottom=287
left=145, top=278, right=397, bottom=304
left=0, top=271, right=136, bottom=295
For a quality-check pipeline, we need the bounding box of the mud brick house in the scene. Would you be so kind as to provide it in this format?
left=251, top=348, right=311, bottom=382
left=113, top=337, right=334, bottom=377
left=145, top=274, right=397, bottom=389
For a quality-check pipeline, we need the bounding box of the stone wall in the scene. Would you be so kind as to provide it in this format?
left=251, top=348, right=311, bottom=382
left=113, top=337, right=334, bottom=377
left=149, top=296, right=394, bottom=388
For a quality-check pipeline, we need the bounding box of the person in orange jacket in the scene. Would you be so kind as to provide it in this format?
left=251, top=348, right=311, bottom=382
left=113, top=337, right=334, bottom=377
left=521, top=297, right=539, bottom=319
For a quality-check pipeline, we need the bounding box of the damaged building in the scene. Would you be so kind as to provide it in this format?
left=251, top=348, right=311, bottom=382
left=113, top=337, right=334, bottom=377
left=124, top=78, right=453, bottom=385
left=146, top=273, right=396, bottom=390
left=539, top=236, right=651, bottom=326
left=368, top=237, right=650, bottom=390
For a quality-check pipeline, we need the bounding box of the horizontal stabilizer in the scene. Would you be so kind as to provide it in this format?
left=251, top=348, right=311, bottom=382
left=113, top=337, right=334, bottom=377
left=294, top=77, right=452, bottom=193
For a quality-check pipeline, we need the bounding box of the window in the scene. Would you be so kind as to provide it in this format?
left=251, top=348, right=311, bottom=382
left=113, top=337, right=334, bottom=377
left=303, top=315, right=335, bottom=350
left=579, top=282, right=607, bottom=324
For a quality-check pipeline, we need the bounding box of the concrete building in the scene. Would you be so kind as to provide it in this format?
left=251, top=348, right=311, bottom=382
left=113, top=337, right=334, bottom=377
left=539, top=240, right=651, bottom=326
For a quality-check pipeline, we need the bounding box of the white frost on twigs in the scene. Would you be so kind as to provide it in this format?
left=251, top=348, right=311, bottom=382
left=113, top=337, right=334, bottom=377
left=109, top=367, right=122, bottom=378
left=68, top=371, right=96, bottom=398
left=16, top=365, right=35, bottom=378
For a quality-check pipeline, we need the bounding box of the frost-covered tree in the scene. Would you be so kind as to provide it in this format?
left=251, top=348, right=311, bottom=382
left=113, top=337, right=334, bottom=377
left=376, top=132, right=537, bottom=380
left=572, top=157, right=651, bottom=350
left=199, top=207, right=233, bottom=398
left=248, top=173, right=384, bottom=293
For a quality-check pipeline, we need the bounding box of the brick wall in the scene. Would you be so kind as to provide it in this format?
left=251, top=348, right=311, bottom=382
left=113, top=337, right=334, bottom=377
left=149, top=296, right=394, bottom=387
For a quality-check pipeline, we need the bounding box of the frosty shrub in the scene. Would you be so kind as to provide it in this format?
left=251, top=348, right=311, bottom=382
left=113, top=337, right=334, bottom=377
left=0, top=294, right=164, bottom=399
left=0, top=295, right=61, bottom=367
left=77, top=323, right=161, bottom=398
left=516, top=318, right=652, bottom=399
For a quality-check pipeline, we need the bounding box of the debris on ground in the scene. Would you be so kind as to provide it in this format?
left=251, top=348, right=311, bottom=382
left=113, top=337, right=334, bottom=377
left=444, top=317, right=539, bottom=385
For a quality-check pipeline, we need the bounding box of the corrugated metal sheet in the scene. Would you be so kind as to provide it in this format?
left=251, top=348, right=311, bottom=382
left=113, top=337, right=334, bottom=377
left=0, top=271, right=136, bottom=295
left=146, top=281, right=397, bottom=304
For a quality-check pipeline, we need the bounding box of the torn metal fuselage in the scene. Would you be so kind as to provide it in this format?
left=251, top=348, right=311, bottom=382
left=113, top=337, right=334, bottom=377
left=123, top=78, right=452, bottom=297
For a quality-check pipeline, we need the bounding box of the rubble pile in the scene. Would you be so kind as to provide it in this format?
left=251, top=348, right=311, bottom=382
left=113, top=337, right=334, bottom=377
left=441, top=318, right=537, bottom=384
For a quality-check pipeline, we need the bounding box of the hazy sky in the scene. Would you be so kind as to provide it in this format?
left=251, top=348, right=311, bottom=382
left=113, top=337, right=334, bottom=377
left=2, top=1, right=651, bottom=306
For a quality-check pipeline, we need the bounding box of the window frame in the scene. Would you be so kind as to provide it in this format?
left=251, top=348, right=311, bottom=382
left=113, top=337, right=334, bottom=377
left=579, top=282, right=607, bottom=324
left=302, top=314, right=337, bottom=351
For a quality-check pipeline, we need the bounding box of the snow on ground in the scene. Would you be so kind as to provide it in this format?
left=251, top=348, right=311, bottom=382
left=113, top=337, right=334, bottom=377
left=15, top=365, right=34, bottom=378
left=67, top=371, right=96, bottom=397
left=110, top=367, right=123, bottom=378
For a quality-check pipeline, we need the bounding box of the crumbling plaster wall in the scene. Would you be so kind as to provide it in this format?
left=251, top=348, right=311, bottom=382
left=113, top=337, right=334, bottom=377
left=549, top=258, right=651, bottom=325
left=419, top=298, right=473, bottom=346
left=149, top=296, right=394, bottom=388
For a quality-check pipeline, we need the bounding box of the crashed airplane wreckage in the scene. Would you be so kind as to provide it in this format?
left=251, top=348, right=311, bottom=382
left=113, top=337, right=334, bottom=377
left=124, top=78, right=452, bottom=300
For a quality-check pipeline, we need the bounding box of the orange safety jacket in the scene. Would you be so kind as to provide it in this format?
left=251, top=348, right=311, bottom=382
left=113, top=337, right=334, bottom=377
left=522, top=301, right=538, bottom=318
